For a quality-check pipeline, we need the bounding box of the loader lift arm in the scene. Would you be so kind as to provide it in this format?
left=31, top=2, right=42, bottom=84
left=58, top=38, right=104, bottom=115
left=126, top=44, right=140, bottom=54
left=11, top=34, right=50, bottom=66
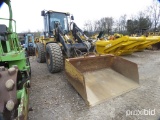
left=54, top=21, right=90, bottom=57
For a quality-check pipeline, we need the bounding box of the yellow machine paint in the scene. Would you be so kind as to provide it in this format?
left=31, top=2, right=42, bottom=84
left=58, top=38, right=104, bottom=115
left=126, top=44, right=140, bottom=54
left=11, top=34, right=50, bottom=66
left=96, top=36, right=128, bottom=55
left=147, top=32, right=160, bottom=50
left=96, top=35, right=160, bottom=56
left=116, top=36, right=146, bottom=55
left=96, top=36, right=145, bottom=55
left=65, top=55, right=139, bottom=106
left=148, top=32, right=160, bottom=36
left=135, top=36, right=160, bottom=51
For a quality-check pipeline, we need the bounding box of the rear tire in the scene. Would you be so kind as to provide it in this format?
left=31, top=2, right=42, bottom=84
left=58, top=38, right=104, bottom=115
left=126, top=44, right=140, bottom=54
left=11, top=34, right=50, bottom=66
left=46, top=43, right=63, bottom=73
left=35, top=43, right=46, bottom=63
left=25, top=52, right=31, bottom=79
left=28, top=47, right=35, bottom=56
left=0, top=113, right=4, bottom=120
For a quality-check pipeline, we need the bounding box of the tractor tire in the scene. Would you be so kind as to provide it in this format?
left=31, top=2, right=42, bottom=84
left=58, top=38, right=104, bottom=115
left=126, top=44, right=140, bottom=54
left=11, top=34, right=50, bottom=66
left=28, top=47, right=35, bottom=56
left=27, top=57, right=31, bottom=79
left=35, top=43, right=46, bottom=63
left=25, top=52, right=31, bottom=79
left=0, top=113, right=4, bottom=120
left=46, top=43, right=63, bottom=73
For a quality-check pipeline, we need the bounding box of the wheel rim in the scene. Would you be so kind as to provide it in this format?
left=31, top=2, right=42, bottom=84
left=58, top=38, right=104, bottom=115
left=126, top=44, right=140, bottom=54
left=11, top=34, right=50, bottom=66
left=46, top=52, right=50, bottom=65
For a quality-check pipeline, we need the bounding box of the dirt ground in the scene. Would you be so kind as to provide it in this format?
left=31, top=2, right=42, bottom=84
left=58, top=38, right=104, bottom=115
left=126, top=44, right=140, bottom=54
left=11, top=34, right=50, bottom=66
left=28, top=50, right=160, bottom=120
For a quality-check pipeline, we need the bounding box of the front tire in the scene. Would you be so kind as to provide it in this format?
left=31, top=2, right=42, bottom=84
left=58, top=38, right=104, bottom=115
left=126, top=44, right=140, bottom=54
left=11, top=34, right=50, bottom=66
left=46, top=43, right=63, bottom=73
left=35, top=43, right=46, bottom=63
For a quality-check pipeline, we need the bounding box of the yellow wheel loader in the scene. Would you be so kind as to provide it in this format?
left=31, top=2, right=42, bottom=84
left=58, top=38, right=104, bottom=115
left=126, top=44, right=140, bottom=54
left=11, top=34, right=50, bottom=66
left=35, top=10, right=139, bottom=106
left=35, top=10, right=95, bottom=73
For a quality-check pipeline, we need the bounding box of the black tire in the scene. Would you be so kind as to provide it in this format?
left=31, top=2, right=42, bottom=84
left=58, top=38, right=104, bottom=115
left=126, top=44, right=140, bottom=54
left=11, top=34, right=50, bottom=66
left=27, top=57, right=31, bottom=79
left=0, top=113, right=4, bottom=120
left=25, top=52, right=31, bottom=79
left=35, top=43, right=46, bottom=63
left=28, top=47, right=35, bottom=56
left=46, top=43, right=63, bottom=73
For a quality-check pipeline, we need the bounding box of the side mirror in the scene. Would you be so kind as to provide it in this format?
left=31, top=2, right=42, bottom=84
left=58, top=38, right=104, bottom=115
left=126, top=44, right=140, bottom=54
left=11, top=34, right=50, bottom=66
left=41, top=10, right=45, bottom=16
left=71, top=15, right=74, bottom=20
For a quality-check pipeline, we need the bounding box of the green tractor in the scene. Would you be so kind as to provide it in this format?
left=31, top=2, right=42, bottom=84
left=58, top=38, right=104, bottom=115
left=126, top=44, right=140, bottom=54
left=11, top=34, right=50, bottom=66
left=0, top=0, right=30, bottom=119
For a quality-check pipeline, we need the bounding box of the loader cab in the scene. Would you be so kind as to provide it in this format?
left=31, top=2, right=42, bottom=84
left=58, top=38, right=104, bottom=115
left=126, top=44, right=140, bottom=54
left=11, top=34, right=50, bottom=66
left=41, top=10, right=70, bottom=37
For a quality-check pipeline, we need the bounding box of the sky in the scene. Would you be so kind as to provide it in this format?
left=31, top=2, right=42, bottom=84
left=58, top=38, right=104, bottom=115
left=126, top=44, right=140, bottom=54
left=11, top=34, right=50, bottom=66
left=0, top=0, right=154, bottom=33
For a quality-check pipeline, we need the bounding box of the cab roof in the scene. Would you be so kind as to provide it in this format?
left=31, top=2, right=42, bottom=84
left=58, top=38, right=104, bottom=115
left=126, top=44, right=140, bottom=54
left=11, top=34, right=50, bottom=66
left=47, top=10, right=70, bottom=16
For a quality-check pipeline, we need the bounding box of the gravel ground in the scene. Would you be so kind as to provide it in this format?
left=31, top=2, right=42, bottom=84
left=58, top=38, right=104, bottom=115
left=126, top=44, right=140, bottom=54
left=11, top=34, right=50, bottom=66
left=28, top=50, right=160, bottom=120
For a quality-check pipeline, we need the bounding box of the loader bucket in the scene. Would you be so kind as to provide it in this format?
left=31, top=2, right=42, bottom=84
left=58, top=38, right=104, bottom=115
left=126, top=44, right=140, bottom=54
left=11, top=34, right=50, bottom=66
left=65, top=55, right=139, bottom=106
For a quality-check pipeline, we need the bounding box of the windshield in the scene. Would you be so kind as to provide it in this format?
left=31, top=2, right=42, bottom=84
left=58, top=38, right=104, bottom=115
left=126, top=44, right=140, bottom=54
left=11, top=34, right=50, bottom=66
left=49, top=12, right=69, bottom=32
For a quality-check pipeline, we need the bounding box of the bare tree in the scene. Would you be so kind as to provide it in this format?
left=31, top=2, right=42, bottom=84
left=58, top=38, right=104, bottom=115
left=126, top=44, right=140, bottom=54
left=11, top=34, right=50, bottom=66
left=97, top=17, right=114, bottom=34
left=147, top=0, right=160, bottom=31
left=115, top=14, right=127, bottom=33
left=92, top=20, right=99, bottom=32
left=121, top=14, right=127, bottom=31
left=34, top=29, right=42, bottom=37
left=84, top=20, right=93, bottom=32
left=137, top=11, right=152, bottom=30
left=106, top=17, right=114, bottom=34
